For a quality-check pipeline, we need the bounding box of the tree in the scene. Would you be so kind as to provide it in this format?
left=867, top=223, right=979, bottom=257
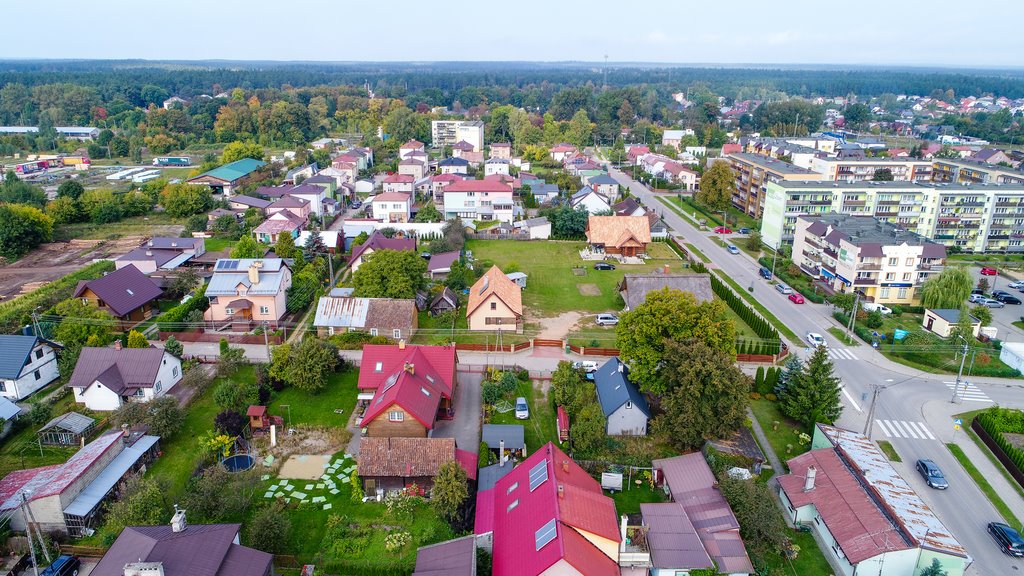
left=161, top=183, right=214, bottom=217
left=976, top=278, right=989, bottom=293
left=921, top=266, right=973, bottom=310
left=571, top=401, right=607, bottom=454
left=231, top=235, right=263, bottom=258
left=413, top=202, right=442, bottom=223
left=221, top=140, right=265, bottom=164
left=919, top=558, right=948, bottom=576
left=275, top=232, right=298, bottom=260
left=246, top=505, right=291, bottom=554
left=146, top=395, right=187, bottom=438
left=780, top=345, right=843, bottom=429
left=350, top=469, right=364, bottom=502
left=272, top=338, right=340, bottom=393
left=302, top=230, right=328, bottom=261
left=744, top=230, right=762, bottom=252
left=951, top=306, right=976, bottom=341
left=0, top=178, right=47, bottom=207
left=654, top=341, right=750, bottom=450
left=353, top=249, right=427, bottom=299
left=565, top=109, right=594, bottom=148
left=872, top=168, right=894, bottom=181
left=444, top=259, right=472, bottom=292
left=57, top=179, right=85, bottom=200
left=970, top=304, right=992, bottom=327
left=126, top=330, right=149, bottom=348
left=104, top=477, right=168, bottom=536
left=843, top=103, right=871, bottom=126
left=432, top=461, right=469, bottom=523
left=0, top=203, right=54, bottom=259
left=52, top=298, right=113, bottom=346
left=216, top=344, right=246, bottom=377
left=717, top=476, right=789, bottom=556
left=827, top=292, right=857, bottom=315
left=214, top=379, right=259, bottom=413
left=46, top=196, right=83, bottom=225
left=696, top=161, right=735, bottom=211
left=616, top=288, right=735, bottom=395
left=163, top=335, right=184, bottom=358
left=215, top=410, right=247, bottom=437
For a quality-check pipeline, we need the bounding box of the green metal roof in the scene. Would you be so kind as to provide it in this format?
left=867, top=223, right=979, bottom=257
left=194, top=158, right=266, bottom=182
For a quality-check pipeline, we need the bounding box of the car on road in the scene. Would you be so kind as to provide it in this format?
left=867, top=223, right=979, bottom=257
left=1008, top=280, right=1024, bottom=290
left=759, top=267, right=773, bottom=280
left=968, top=293, right=989, bottom=303
left=350, top=201, right=362, bottom=209
left=789, top=293, right=805, bottom=304
left=988, top=522, right=1024, bottom=557
left=775, top=283, right=793, bottom=295
left=980, top=298, right=1005, bottom=308
left=514, top=397, right=529, bottom=419
left=713, top=226, right=733, bottom=234
left=726, top=245, right=740, bottom=254
left=981, top=266, right=998, bottom=276
left=572, top=361, right=599, bottom=372
left=596, top=313, right=619, bottom=326
left=862, top=303, right=892, bottom=314
left=806, top=332, right=827, bottom=348
left=39, top=556, right=80, bottom=576
left=593, top=262, right=616, bottom=271
left=997, top=294, right=1023, bottom=305
left=915, top=459, right=948, bottom=489
left=738, top=228, right=751, bottom=234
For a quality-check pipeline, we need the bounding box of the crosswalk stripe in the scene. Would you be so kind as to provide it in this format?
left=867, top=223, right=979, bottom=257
left=876, top=420, right=894, bottom=437
left=891, top=420, right=911, bottom=438
left=902, top=421, right=921, bottom=439
left=919, top=423, right=936, bottom=440
left=876, top=419, right=939, bottom=440
left=846, top=349, right=858, bottom=360
left=906, top=421, right=926, bottom=439
left=943, top=383, right=993, bottom=402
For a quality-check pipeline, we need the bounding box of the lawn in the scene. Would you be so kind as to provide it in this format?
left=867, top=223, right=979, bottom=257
left=54, top=213, right=185, bottom=242
left=756, top=528, right=835, bottom=576
left=465, top=240, right=682, bottom=316
left=877, top=440, right=902, bottom=462
left=749, top=399, right=810, bottom=468
left=610, top=483, right=667, bottom=515
left=684, top=242, right=711, bottom=263
left=488, top=378, right=558, bottom=452
left=946, top=442, right=1022, bottom=528
left=267, top=370, right=358, bottom=428
left=203, top=237, right=237, bottom=253
left=826, top=326, right=859, bottom=345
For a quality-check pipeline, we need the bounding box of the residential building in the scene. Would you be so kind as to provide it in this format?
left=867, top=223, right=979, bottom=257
left=383, top=173, right=416, bottom=194
left=592, top=358, right=649, bottom=436
left=466, top=266, right=523, bottom=332
left=489, top=142, right=512, bottom=159
left=427, top=251, right=461, bottom=279
left=726, top=152, right=823, bottom=218
left=204, top=258, right=292, bottom=328
left=0, top=334, right=60, bottom=401
left=371, top=192, right=412, bottom=223
left=438, top=157, right=470, bottom=175
left=399, top=140, right=426, bottom=160
left=617, top=269, right=713, bottom=311
left=512, top=216, right=551, bottom=239
left=357, top=342, right=457, bottom=437
left=922, top=308, right=981, bottom=338
left=432, top=120, right=484, bottom=150
left=73, top=264, right=163, bottom=329
left=68, top=346, right=182, bottom=411
left=357, top=437, right=463, bottom=494
left=570, top=186, right=611, bottom=214
left=442, top=179, right=515, bottom=223
left=791, top=214, right=946, bottom=305
left=586, top=173, right=621, bottom=200
left=971, top=148, right=1015, bottom=167
left=227, top=195, right=272, bottom=213
left=430, top=287, right=459, bottom=317
left=0, top=428, right=160, bottom=536
left=778, top=424, right=968, bottom=576
left=349, top=231, right=417, bottom=273
left=612, top=197, right=647, bottom=217
left=548, top=143, right=578, bottom=162
left=399, top=158, right=428, bottom=180
left=474, top=442, right=621, bottom=576
left=661, top=129, right=694, bottom=150
left=296, top=230, right=342, bottom=253
left=311, top=136, right=346, bottom=150
left=253, top=209, right=306, bottom=243
left=187, top=158, right=266, bottom=196
left=932, top=158, right=1024, bottom=185
left=585, top=216, right=651, bottom=257
left=93, top=513, right=273, bottom=576
left=484, top=157, right=510, bottom=177
left=811, top=157, right=933, bottom=182
left=284, top=163, right=317, bottom=185
left=742, top=137, right=824, bottom=169
left=284, top=184, right=329, bottom=218
left=313, top=296, right=417, bottom=340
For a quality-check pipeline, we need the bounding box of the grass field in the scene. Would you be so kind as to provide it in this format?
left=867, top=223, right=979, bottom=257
left=610, top=483, right=667, bottom=514
left=712, top=269, right=801, bottom=342
left=55, top=213, right=185, bottom=241
left=488, top=378, right=558, bottom=452
left=877, top=440, right=902, bottom=462
left=749, top=399, right=810, bottom=467
left=827, top=326, right=859, bottom=345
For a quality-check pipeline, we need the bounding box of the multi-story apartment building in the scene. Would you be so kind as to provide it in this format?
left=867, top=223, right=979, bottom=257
left=932, top=158, right=1024, bottom=185
left=441, top=179, right=514, bottom=222
left=762, top=181, right=1024, bottom=253
left=792, top=213, right=946, bottom=305
left=431, top=120, right=485, bottom=151
left=811, top=157, right=934, bottom=182
left=741, top=137, right=824, bottom=169
left=726, top=153, right=823, bottom=218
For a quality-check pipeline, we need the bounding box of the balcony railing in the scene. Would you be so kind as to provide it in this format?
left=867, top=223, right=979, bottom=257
left=857, top=263, right=882, bottom=270
left=854, top=277, right=877, bottom=286
left=824, top=247, right=838, bottom=258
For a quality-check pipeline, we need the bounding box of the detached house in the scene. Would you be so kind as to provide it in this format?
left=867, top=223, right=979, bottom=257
left=357, top=343, right=458, bottom=437
left=349, top=231, right=417, bottom=273
left=593, top=358, right=649, bottom=436
left=466, top=266, right=523, bottom=332
left=73, top=264, right=163, bottom=330
left=313, top=296, right=418, bottom=340
left=586, top=173, right=620, bottom=200
left=68, top=345, right=182, bottom=411
left=585, top=216, right=651, bottom=258
left=569, top=186, right=611, bottom=214
left=443, top=179, right=515, bottom=223
left=371, top=192, right=412, bottom=223
left=253, top=209, right=306, bottom=243
left=0, top=334, right=60, bottom=401
left=204, top=258, right=292, bottom=329
left=357, top=436, right=460, bottom=495
left=383, top=173, right=416, bottom=195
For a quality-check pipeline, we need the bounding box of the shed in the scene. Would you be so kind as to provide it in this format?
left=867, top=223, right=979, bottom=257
left=481, top=424, right=525, bottom=457
left=505, top=272, right=527, bottom=288
left=922, top=308, right=980, bottom=338
left=556, top=406, right=569, bottom=442
left=1000, top=342, right=1024, bottom=374
left=38, top=412, right=96, bottom=446
left=247, top=405, right=268, bottom=430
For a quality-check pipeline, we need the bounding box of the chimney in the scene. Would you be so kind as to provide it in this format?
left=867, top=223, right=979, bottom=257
left=663, top=264, right=670, bottom=274
left=558, top=485, right=564, bottom=499
left=404, top=362, right=415, bottom=375
left=170, top=507, right=187, bottom=533
left=803, top=466, right=817, bottom=492
left=620, top=515, right=629, bottom=550
left=248, top=263, right=260, bottom=285
left=121, top=423, right=130, bottom=445
left=562, top=460, right=569, bottom=473
left=145, top=251, right=153, bottom=257
left=398, top=339, right=406, bottom=350
left=617, top=362, right=624, bottom=373
left=499, top=440, right=505, bottom=467
left=147, top=240, right=153, bottom=247
left=114, top=340, right=122, bottom=351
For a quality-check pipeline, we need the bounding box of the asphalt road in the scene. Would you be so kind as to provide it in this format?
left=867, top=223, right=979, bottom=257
left=605, top=163, right=1024, bottom=574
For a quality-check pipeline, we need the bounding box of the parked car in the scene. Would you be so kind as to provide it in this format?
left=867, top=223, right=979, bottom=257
left=594, top=262, right=616, bottom=271
left=419, top=252, right=432, bottom=260
left=993, top=290, right=1012, bottom=299
left=726, top=245, right=740, bottom=254
left=789, top=293, right=805, bottom=304
left=806, top=332, right=827, bottom=348
left=1008, top=280, right=1024, bottom=290
left=971, top=288, right=985, bottom=296
left=759, top=267, right=773, bottom=280
left=915, top=459, right=948, bottom=489
left=713, top=226, right=733, bottom=234
left=39, top=556, right=80, bottom=576
left=968, top=293, right=989, bottom=303
left=981, top=298, right=1006, bottom=308
left=862, top=303, right=892, bottom=314
left=981, top=266, right=998, bottom=276
left=775, top=283, right=793, bottom=295
left=350, top=201, right=362, bottom=209
left=988, top=522, right=1024, bottom=557
left=997, top=294, right=1022, bottom=305
left=596, top=313, right=619, bottom=326
left=514, top=397, right=529, bottom=419
left=572, top=361, right=599, bottom=372
left=738, top=227, right=751, bottom=234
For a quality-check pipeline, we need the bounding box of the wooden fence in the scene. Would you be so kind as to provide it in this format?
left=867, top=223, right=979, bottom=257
left=567, top=344, right=620, bottom=356
left=159, top=331, right=282, bottom=345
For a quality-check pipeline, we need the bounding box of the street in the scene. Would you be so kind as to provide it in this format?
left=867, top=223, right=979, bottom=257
left=604, top=163, right=1024, bottom=575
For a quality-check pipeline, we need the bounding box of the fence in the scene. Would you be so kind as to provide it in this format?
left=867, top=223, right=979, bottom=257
left=466, top=232, right=531, bottom=240
left=57, top=544, right=108, bottom=558
left=2, top=554, right=31, bottom=576
left=158, top=331, right=282, bottom=345
left=567, top=344, right=620, bottom=356
left=972, top=416, right=1024, bottom=490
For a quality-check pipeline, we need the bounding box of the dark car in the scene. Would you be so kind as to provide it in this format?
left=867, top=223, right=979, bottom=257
left=738, top=228, right=751, bottom=234
left=996, top=293, right=1022, bottom=305
left=915, top=459, right=948, bottom=489
left=971, top=288, right=985, bottom=296
left=989, top=522, right=1024, bottom=557
left=993, top=290, right=1012, bottom=299
left=759, top=267, right=772, bottom=280
left=39, top=555, right=80, bottom=576
left=594, top=262, right=616, bottom=271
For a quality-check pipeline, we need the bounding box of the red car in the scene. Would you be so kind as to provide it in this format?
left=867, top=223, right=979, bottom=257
left=981, top=267, right=998, bottom=276
left=713, top=226, right=733, bottom=234
left=789, top=293, right=805, bottom=304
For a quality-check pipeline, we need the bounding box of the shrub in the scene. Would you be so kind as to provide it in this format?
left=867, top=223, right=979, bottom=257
left=246, top=505, right=291, bottom=554
left=214, top=410, right=247, bottom=437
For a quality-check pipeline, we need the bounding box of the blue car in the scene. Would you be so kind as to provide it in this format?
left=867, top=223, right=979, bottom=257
left=759, top=267, right=772, bottom=280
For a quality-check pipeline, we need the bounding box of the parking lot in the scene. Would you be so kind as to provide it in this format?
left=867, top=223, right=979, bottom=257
left=968, top=267, right=1024, bottom=341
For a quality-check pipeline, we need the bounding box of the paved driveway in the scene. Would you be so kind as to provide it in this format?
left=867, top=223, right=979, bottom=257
left=434, top=371, right=482, bottom=453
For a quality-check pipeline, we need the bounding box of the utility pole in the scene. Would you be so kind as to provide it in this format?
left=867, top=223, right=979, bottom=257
left=21, top=493, right=39, bottom=576
left=863, top=384, right=881, bottom=437
left=31, top=308, right=42, bottom=338
left=770, top=242, right=780, bottom=278
left=846, top=291, right=861, bottom=339
left=949, top=339, right=969, bottom=403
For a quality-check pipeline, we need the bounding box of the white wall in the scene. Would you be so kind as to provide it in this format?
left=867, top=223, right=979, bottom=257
left=74, top=381, right=123, bottom=411
left=153, top=352, right=183, bottom=396
left=606, top=404, right=647, bottom=436
left=0, top=342, right=59, bottom=400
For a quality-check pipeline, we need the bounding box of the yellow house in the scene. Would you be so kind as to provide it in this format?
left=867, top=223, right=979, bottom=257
left=922, top=309, right=981, bottom=339
left=466, top=266, right=523, bottom=332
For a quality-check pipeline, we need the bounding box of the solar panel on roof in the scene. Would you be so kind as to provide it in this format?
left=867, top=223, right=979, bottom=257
left=529, top=460, right=548, bottom=491
left=535, top=519, right=557, bottom=550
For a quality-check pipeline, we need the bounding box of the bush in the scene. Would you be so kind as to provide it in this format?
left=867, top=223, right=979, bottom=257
left=214, top=379, right=259, bottom=412
left=214, top=410, right=247, bottom=437
left=246, top=505, right=291, bottom=554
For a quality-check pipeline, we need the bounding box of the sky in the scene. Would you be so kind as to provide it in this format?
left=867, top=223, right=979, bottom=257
left=3, top=1, right=1022, bottom=68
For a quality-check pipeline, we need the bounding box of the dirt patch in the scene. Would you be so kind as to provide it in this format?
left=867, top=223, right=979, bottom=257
left=278, top=454, right=335, bottom=480
left=535, top=311, right=583, bottom=340
left=576, top=283, right=601, bottom=296
left=0, top=236, right=146, bottom=301
left=1004, top=432, right=1024, bottom=450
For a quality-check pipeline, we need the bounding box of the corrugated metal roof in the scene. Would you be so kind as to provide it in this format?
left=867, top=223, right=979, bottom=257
left=482, top=424, right=525, bottom=451
left=0, top=335, right=38, bottom=379
left=64, top=435, right=159, bottom=517
left=39, top=412, right=95, bottom=434
left=0, top=398, right=20, bottom=421
left=413, top=535, right=477, bottom=576
left=314, top=297, right=370, bottom=328
left=641, top=502, right=714, bottom=570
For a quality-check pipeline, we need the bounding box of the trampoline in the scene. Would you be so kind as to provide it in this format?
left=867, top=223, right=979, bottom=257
left=222, top=453, right=256, bottom=472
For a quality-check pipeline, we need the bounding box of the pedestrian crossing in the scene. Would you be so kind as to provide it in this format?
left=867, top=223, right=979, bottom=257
left=944, top=381, right=993, bottom=403
left=827, top=348, right=859, bottom=361
left=874, top=419, right=937, bottom=441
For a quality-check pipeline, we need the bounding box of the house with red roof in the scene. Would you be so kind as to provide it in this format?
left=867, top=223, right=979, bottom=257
left=399, top=140, right=426, bottom=160
left=475, top=442, right=621, bottom=576
left=371, top=191, right=412, bottom=223
left=357, top=342, right=457, bottom=438
left=357, top=437, right=476, bottom=495
left=548, top=143, right=579, bottom=163
left=383, top=173, right=416, bottom=194
left=442, top=178, right=514, bottom=222
left=349, top=231, right=417, bottom=273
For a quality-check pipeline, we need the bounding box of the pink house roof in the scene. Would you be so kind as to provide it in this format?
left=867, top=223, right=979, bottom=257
left=373, top=192, right=411, bottom=203
left=359, top=346, right=455, bottom=430
left=549, top=144, right=577, bottom=153
left=349, top=231, right=416, bottom=264
left=383, top=174, right=415, bottom=184
left=452, top=141, right=474, bottom=151
left=443, top=179, right=513, bottom=194
left=488, top=442, right=620, bottom=576
left=432, top=173, right=462, bottom=184
left=400, top=140, right=425, bottom=149
left=456, top=449, right=478, bottom=481
left=358, top=344, right=456, bottom=392
left=721, top=143, right=743, bottom=155
left=475, top=487, right=496, bottom=535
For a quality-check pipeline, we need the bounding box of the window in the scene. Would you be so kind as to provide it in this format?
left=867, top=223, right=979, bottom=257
left=172, top=366, right=179, bottom=378
left=0, top=383, right=4, bottom=392
left=155, top=381, right=162, bottom=393
left=388, top=411, right=404, bottom=422
left=898, top=287, right=908, bottom=299
left=35, top=349, right=43, bottom=360
left=490, top=302, right=497, bottom=310
left=902, top=273, right=911, bottom=281
left=393, top=329, right=402, bottom=339
left=885, top=273, right=895, bottom=280
left=506, top=481, right=519, bottom=494
left=888, top=258, right=898, bottom=266
left=34, top=370, right=40, bottom=380
left=370, top=328, right=379, bottom=337
left=260, top=306, right=269, bottom=314
left=225, top=307, right=235, bottom=315
left=905, top=258, right=914, bottom=266
left=880, top=287, right=890, bottom=298
left=507, top=499, right=519, bottom=512
left=374, top=361, right=384, bottom=372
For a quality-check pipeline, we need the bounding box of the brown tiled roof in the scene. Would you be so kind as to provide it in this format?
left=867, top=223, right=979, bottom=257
left=585, top=216, right=651, bottom=248
left=357, top=437, right=456, bottom=477
left=466, top=266, right=523, bottom=318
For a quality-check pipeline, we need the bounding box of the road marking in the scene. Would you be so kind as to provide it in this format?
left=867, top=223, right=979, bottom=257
left=943, top=382, right=993, bottom=403
left=841, top=387, right=862, bottom=412
left=827, top=348, right=859, bottom=360
left=876, top=419, right=937, bottom=440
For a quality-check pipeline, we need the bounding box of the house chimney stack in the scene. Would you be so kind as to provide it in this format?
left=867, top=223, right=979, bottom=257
left=803, top=466, right=817, bottom=492
left=558, top=485, right=564, bottom=499
left=499, top=440, right=505, bottom=467
left=663, top=264, right=670, bottom=274
left=114, top=340, right=122, bottom=351
left=170, top=506, right=187, bottom=533
left=248, top=263, right=260, bottom=285
left=620, top=515, right=629, bottom=550
left=404, top=362, right=414, bottom=375
left=398, top=339, right=406, bottom=350
left=145, top=251, right=153, bottom=257
left=562, top=460, right=569, bottom=473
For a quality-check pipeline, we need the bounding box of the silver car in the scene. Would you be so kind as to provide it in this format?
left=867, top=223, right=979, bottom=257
left=981, top=298, right=1005, bottom=308
left=596, top=313, right=619, bottom=326
left=514, top=397, right=529, bottom=419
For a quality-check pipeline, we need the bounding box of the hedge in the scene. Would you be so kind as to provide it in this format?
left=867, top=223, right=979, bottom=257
left=0, top=260, right=115, bottom=334
left=978, top=408, right=1024, bottom=481
left=155, top=291, right=210, bottom=330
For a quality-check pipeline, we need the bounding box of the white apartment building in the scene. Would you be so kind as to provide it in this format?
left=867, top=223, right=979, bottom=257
left=432, top=120, right=485, bottom=151
left=811, top=157, right=933, bottom=182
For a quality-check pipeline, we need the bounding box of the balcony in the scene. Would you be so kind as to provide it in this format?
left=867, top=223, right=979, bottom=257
left=822, top=262, right=836, bottom=274
left=854, top=277, right=877, bottom=286
left=800, top=263, right=821, bottom=276
left=805, top=237, right=822, bottom=249
left=843, top=200, right=866, bottom=206
left=875, top=211, right=897, bottom=217
left=857, top=263, right=882, bottom=270
left=918, top=263, right=944, bottom=271
left=802, top=248, right=821, bottom=260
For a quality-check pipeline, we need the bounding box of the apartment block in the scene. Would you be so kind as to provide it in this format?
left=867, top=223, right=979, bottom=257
left=431, top=120, right=485, bottom=151
left=811, top=157, right=934, bottom=182
left=792, top=213, right=946, bottom=305
left=727, top=153, right=823, bottom=218
left=932, top=158, right=1024, bottom=185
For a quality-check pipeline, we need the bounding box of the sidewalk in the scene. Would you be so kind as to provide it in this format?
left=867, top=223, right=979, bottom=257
left=745, top=406, right=785, bottom=475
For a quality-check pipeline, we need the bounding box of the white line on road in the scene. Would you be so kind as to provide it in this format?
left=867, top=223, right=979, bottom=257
left=876, top=420, right=893, bottom=437
left=841, top=387, right=862, bottom=412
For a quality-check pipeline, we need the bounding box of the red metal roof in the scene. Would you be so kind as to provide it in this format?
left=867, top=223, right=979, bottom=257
left=246, top=406, right=267, bottom=417
left=358, top=345, right=457, bottom=430
left=383, top=174, right=415, bottom=183
left=455, top=449, right=478, bottom=481
left=475, top=486, right=495, bottom=535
